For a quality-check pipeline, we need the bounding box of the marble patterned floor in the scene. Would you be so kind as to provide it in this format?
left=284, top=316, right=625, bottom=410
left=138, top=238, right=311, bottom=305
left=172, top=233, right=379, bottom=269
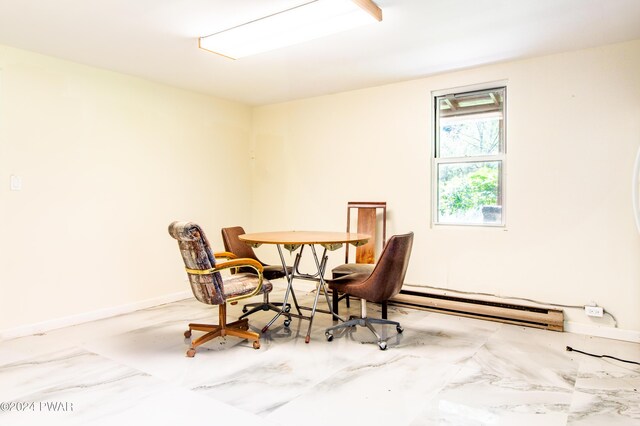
left=1, top=281, right=638, bottom=426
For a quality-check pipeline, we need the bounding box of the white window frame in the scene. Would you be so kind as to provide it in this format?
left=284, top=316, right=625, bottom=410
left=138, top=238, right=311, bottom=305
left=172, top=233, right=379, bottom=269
left=431, top=81, right=507, bottom=227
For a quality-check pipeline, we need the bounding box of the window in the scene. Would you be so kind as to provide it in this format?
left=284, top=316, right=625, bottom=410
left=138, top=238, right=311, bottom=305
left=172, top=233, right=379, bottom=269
left=433, top=86, right=506, bottom=226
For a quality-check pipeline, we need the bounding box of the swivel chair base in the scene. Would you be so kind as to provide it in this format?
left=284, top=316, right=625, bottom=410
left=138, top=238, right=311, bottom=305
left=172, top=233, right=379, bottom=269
left=184, top=304, right=261, bottom=357
left=324, top=300, right=402, bottom=350
left=239, top=293, right=293, bottom=329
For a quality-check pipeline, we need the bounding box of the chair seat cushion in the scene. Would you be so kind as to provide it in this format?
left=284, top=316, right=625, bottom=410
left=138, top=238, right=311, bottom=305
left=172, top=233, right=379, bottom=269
left=327, top=273, right=371, bottom=290
left=223, top=273, right=272, bottom=298
left=263, top=265, right=294, bottom=280
left=331, top=263, right=374, bottom=279
left=236, top=265, right=292, bottom=280
left=327, top=272, right=380, bottom=302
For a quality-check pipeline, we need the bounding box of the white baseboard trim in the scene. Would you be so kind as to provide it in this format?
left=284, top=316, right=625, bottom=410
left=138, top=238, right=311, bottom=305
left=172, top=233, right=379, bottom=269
left=0, top=291, right=193, bottom=341
left=565, top=321, right=640, bottom=343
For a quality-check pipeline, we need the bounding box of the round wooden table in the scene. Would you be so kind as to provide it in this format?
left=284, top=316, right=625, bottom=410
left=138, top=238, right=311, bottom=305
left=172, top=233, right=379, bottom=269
left=239, top=231, right=370, bottom=343
left=240, top=231, right=369, bottom=249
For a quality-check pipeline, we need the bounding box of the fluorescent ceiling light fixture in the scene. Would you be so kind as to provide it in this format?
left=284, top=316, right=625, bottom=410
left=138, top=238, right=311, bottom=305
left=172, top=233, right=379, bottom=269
left=199, top=0, right=382, bottom=59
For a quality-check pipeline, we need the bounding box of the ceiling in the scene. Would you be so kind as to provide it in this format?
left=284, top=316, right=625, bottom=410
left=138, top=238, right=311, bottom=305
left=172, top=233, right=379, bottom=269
left=0, top=0, right=639, bottom=106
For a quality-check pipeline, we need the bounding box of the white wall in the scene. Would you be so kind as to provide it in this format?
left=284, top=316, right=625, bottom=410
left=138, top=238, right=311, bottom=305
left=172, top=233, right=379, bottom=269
left=0, top=45, right=252, bottom=331
left=251, top=40, right=640, bottom=334
left=2, top=40, right=639, bottom=339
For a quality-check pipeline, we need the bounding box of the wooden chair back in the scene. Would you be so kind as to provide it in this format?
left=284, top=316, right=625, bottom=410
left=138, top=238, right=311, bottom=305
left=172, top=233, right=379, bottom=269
left=345, top=202, right=387, bottom=265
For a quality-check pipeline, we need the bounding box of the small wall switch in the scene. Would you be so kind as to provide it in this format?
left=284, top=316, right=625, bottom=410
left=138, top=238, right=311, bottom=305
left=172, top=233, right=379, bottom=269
left=585, top=305, right=604, bottom=317
left=10, top=175, right=22, bottom=191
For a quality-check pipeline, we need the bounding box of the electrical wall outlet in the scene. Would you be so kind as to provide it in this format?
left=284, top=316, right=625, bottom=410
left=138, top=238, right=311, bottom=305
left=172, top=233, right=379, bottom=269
left=585, top=305, right=604, bottom=317
left=10, top=175, right=22, bottom=191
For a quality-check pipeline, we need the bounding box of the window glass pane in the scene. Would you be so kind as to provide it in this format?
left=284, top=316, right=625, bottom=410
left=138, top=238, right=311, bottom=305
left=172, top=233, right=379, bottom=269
left=437, top=88, right=504, bottom=158
left=437, top=161, right=502, bottom=225
left=439, top=116, right=501, bottom=157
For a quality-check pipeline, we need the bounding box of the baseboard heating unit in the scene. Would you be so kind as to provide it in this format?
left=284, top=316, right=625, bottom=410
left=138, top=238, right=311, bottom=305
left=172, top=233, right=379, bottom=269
left=390, top=290, right=564, bottom=331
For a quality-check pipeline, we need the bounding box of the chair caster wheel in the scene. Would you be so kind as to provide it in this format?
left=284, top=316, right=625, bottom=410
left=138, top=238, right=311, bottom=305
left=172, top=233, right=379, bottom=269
left=396, top=325, right=403, bottom=334
left=186, top=348, right=196, bottom=357
left=284, top=305, right=291, bottom=313
left=252, top=341, right=260, bottom=350
left=378, top=341, right=387, bottom=350
left=325, top=332, right=333, bottom=342
left=184, top=330, right=192, bottom=338
left=283, top=319, right=291, bottom=327
left=242, top=307, right=248, bottom=313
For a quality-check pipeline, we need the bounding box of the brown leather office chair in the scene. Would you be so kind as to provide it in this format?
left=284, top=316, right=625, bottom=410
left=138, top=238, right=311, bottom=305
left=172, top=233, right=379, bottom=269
left=325, top=232, right=413, bottom=350
left=222, top=226, right=293, bottom=322
left=331, top=202, right=387, bottom=317
left=169, top=221, right=272, bottom=357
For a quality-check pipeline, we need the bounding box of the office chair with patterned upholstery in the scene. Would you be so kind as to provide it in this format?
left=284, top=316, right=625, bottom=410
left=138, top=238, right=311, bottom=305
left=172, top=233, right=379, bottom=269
left=325, top=232, right=413, bottom=350
left=168, top=221, right=272, bottom=357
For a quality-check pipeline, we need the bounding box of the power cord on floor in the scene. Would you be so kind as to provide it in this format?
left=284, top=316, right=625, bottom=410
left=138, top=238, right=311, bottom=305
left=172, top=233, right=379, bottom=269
left=404, top=284, right=618, bottom=327
left=566, top=346, right=640, bottom=365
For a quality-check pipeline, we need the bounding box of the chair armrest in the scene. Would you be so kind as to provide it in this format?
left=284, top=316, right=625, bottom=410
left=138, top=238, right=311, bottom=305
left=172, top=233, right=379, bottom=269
left=216, top=258, right=265, bottom=302
left=185, top=258, right=265, bottom=302
left=214, top=251, right=237, bottom=260
left=215, top=258, right=263, bottom=273
left=214, top=252, right=240, bottom=275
